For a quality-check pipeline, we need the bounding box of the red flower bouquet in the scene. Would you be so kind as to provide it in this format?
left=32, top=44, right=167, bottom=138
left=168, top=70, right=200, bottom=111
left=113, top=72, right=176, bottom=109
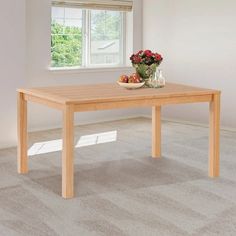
left=130, top=50, right=163, bottom=66
left=130, top=50, right=163, bottom=85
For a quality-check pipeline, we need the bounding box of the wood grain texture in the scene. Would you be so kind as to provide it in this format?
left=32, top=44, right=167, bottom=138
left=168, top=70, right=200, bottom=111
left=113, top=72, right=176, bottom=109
left=152, top=106, right=161, bottom=158
left=24, top=94, right=64, bottom=110
left=17, top=92, right=28, bottom=174
left=18, top=83, right=220, bottom=105
left=16, top=83, right=221, bottom=198
left=74, top=95, right=212, bottom=112
left=62, top=104, right=74, bottom=199
left=209, top=93, right=221, bottom=177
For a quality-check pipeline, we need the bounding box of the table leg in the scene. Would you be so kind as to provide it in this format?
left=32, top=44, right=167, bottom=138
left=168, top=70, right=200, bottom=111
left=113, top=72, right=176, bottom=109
left=209, top=93, right=220, bottom=177
left=17, top=92, right=28, bottom=174
left=152, top=106, right=161, bottom=158
left=62, top=104, right=74, bottom=198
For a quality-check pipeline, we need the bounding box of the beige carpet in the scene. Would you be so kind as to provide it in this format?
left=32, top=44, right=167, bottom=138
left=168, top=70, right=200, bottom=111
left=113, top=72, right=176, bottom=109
left=0, top=117, right=236, bottom=236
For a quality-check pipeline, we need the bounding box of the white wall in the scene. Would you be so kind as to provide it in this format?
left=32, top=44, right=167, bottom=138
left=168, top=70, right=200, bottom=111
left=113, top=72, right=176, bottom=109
left=0, top=0, right=27, bottom=148
left=143, top=0, right=236, bottom=128
left=0, top=0, right=143, bottom=149
left=2, top=0, right=236, bottom=149
left=26, top=0, right=144, bottom=132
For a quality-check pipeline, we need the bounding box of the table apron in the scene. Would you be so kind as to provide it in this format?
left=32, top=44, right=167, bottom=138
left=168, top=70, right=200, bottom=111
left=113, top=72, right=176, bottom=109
left=24, top=94, right=64, bottom=110
left=74, top=94, right=213, bottom=112
left=23, top=93, right=213, bottom=112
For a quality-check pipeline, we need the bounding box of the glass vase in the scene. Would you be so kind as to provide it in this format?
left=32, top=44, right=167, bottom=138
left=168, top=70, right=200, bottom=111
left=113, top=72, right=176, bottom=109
left=150, top=69, right=166, bottom=88
left=157, top=69, right=166, bottom=88
left=133, top=63, right=158, bottom=87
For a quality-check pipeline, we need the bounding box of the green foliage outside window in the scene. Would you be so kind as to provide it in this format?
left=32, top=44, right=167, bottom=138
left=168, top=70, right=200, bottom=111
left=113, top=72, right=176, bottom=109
left=51, top=21, right=82, bottom=67
left=51, top=10, right=121, bottom=67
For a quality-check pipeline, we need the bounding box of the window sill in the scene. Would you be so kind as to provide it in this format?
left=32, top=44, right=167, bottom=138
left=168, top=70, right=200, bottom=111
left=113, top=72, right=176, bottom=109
left=48, top=66, right=133, bottom=74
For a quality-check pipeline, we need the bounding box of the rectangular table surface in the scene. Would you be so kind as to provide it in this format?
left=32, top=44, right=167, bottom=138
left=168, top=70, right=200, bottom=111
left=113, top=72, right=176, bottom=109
left=17, top=82, right=221, bottom=198
left=18, top=82, right=219, bottom=105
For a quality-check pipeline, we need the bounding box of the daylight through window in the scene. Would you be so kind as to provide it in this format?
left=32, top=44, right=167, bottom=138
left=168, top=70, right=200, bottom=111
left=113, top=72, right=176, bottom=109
left=51, top=7, right=125, bottom=68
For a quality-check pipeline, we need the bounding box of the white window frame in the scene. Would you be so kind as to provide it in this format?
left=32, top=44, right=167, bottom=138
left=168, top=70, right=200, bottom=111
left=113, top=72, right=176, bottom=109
left=51, top=7, right=126, bottom=70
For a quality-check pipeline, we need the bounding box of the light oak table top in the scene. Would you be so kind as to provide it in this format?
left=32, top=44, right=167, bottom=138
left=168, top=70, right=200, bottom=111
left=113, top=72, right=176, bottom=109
left=18, top=82, right=220, bottom=105
left=17, top=82, right=221, bottom=199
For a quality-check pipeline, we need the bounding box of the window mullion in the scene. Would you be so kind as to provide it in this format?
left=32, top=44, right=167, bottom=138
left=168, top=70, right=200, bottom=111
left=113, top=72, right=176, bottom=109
left=86, top=10, right=91, bottom=67
left=82, top=10, right=87, bottom=67
left=82, top=10, right=90, bottom=67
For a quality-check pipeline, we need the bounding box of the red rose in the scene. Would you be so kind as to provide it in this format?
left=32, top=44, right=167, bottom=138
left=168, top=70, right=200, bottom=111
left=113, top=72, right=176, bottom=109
left=144, top=50, right=153, bottom=57
left=133, top=56, right=142, bottom=64
left=155, top=54, right=162, bottom=61
left=144, top=50, right=151, bottom=54
left=130, top=50, right=163, bottom=65
left=130, top=54, right=135, bottom=60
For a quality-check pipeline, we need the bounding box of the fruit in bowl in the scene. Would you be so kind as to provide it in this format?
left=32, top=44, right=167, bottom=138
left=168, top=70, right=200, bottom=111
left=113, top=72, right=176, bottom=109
left=119, top=75, right=129, bottom=83
left=128, top=73, right=142, bottom=83
left=117, top=73, right=145, bottom=89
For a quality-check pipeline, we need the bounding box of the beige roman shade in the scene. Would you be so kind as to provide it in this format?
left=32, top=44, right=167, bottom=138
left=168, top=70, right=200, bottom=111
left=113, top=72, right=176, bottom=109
left=52, top=0, right=133, bottom=12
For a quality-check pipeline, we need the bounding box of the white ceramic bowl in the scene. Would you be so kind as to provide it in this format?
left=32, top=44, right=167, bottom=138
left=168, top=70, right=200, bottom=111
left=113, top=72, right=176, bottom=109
left=117, top=81, right=145, bottom=89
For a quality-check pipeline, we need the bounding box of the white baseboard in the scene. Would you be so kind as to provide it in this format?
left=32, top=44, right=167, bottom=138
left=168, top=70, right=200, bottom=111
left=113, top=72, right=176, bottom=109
left=2, top=114, right=235, bottom=150
left=141, top=115, right=236, bottom=133
left=28, top=113, right=145, bottom=133
left=32, top=114, right=236, bottom=133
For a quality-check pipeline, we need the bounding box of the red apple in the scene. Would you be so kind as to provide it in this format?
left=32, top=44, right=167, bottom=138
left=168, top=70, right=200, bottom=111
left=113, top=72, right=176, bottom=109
left=133, top=73, right=140, bottom=80
left=119, top=75, right=129, bottom=83
left=128, top=75, right=135, bottom=83
left=129, top=73, right=141, bottom=83
left=133, top=78, right=141, bottom=83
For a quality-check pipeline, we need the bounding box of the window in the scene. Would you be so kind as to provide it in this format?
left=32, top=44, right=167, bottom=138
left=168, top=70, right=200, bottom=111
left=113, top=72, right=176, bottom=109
left=51, top=7, right=125, bottom=68
left=51, top=7, right=83, bottom=67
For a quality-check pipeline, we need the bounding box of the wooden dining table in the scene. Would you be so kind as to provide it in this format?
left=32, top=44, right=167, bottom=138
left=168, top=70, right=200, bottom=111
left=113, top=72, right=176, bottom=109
left=17, top=83, right=221, bottom=199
